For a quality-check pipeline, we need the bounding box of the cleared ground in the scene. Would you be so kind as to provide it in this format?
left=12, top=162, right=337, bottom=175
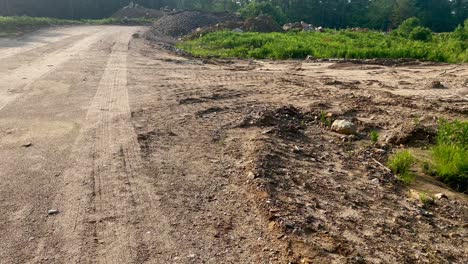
left=0, top=26, right=466, bottom=263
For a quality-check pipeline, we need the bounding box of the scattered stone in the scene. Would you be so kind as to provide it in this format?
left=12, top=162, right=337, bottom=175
left=47, top=209, right=59, bottom=216
left=371, top=178, right=380, bottom=185
left=331, top=120, right=357, bottom=135
left=22, top=142, right=32, bottom=148
left=247, top=171, right=256, bottom=180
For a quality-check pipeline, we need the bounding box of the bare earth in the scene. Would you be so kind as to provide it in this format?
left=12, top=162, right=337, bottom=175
left=0, top=26, right=466, bottom=264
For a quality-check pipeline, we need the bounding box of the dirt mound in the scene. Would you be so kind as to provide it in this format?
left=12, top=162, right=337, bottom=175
left=238, top=106, right=307, bottom=137
left=152, top=11, right=224, bottom=37
left=386, top=123, right=437, bottom=146
left=427, top=80, right=447, bottom=89
left=243, top=15, right=284, bottom=33
left=112, top=4, right=164, bottom=19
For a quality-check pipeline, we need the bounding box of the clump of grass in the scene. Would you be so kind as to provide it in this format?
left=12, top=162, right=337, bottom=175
left=370, top=130, right=379, bottom=143
left=388, top=150, right=415, bottom=184
left=319, top=111, right=332, bottom=127
left=419, top=192, right=434, bottom=207
left=429, top=119, right=467, bottom=192
left=437, top=119, right=468, bottom=149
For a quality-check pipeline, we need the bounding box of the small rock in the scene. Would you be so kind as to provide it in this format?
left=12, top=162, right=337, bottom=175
left=22, top=142, right=32, bottom=148
left=434, top=193, right=448, bottom=200
left=371, top=178, right=380, bottom=185
left=331, top=120, right=357, bottom=135
left=373, top=148, right=386, bottom=154
left=47, top=209, right=59, bottom=216
left=247, top=171, right=256, bottom=180
left=428, top=80, right=446, bottom=89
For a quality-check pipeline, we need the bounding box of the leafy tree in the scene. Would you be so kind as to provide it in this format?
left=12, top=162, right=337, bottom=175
left=394, top=17, right=422, bottom=37
left=238, top=1, right=287, bottom=25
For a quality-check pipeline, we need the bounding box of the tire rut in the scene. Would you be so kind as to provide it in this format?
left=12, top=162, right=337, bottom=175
left=37, top=27, right=171, bottom=263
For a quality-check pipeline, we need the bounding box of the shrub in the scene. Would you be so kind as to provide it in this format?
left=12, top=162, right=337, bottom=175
left=370, top=130, right=379, bottom=143
left=239, top=2, right=287, bottom=25
left=388, top=150, right=415, bottom=184
left=430, top=119, right=468, bottom=192
left=452, top=23, right=467, bottom=41
left=437, top=119, right=468, bottom=149
left=409, top=26, right=433, bottom=41
left=395, top=17, right=421, bottom=37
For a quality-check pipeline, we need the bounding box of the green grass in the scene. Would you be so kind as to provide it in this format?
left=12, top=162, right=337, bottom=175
left=429, top=119, right=468, bottom=192
left=178, top=30, right=468, bottom=63
left=0, top=16, right=152, bottom=37
left=388, top=150, right=416, bottom=184
left=370, top=131, right=379, bottom=143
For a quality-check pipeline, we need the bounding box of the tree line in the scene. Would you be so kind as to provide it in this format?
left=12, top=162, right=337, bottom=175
left=0, top=0, right=466, bottom=31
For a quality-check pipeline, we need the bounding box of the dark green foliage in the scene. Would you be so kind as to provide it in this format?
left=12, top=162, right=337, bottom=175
left=452, top=19, right=468, bottom=41
left=395, top=17, right=422, bottom=37
left=178, top=29, right=468, bottom=63
left=238, top=2, right=287, bottom=25
left=409, top=26, right=433, bottom=41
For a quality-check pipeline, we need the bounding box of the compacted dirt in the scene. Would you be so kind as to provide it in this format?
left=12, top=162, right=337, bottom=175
left=0, top=26, right=467, bottom=263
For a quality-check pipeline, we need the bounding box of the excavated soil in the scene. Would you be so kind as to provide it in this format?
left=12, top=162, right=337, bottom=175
left=129, top=38, right=468, bottom=263
left=151, top=11, right=234, bottom=38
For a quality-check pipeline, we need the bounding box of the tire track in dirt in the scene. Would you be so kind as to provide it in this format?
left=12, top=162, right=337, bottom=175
left=0, top=30, right=112, bottom=112
left=38, top=27, right=172, bottom=263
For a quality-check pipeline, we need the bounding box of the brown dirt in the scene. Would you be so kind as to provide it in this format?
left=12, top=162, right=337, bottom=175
left=0, top=26, right=467, bottom=263
left=151, top=11, right=234, bottom=38
left=243, top=15, right=284, bottom=33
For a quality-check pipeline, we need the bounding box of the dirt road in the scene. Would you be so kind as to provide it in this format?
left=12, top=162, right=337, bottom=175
left=0, top=26, right=466, bottom=263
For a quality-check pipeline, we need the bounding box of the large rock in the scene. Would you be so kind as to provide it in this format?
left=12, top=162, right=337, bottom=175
left=331, top=120, right=356, bottom=135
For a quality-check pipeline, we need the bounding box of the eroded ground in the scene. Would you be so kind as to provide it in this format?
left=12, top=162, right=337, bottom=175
left=129, top=39, right=467, bottom=263
left=0, top=26, right=466, bottom=263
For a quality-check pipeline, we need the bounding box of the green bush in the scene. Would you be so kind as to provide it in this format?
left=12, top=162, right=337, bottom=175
left=430, top=119, right=468, bottom=192
left=388, top=150, right=415, bottom=184
left=451, top=19, right=468, bottom=41
left=394, top=17, right=421, bottom=37
left=239, top=2, right=287, bottom=25
left=409, top=26, right=433, bottom=41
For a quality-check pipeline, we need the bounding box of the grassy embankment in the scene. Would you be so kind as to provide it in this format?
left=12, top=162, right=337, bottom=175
left=0, top=16, right=151, bottom=37
left=178, top=29, right=468, bottom=63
